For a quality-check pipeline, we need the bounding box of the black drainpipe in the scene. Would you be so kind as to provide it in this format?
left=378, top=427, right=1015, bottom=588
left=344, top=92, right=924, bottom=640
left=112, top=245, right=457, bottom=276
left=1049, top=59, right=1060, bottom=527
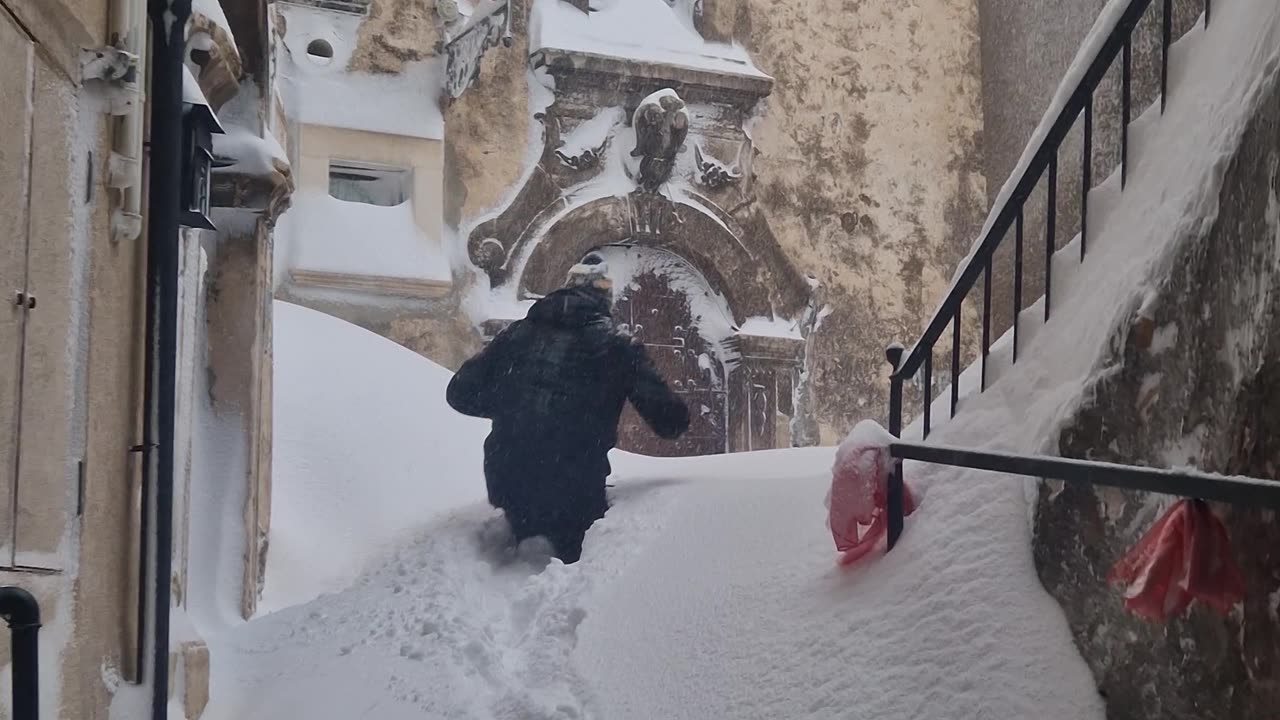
left=144, top=1, right=191, bottom=717
left=0, top=586, right=40, bottom=720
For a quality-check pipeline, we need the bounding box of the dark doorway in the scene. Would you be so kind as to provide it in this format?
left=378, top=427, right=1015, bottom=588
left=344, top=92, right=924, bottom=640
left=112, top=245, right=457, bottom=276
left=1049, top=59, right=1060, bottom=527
left=597, top=246, right=731, bottom=457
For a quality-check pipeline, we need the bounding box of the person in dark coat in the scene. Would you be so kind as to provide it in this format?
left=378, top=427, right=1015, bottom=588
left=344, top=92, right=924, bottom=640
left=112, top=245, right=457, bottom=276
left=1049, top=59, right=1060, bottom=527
left=446, top=253, right=690, bottom=563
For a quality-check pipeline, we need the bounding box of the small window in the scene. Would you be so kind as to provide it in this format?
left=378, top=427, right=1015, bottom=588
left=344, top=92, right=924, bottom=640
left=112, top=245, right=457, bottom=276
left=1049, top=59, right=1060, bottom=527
left=327, top=162, right=411, bottom=206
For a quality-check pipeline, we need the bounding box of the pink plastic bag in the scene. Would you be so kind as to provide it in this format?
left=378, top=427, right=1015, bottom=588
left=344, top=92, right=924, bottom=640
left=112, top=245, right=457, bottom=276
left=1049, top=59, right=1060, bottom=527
left=1107, top=498, right=1245, bottom=621
left=826, top=420, right=917, bottom=566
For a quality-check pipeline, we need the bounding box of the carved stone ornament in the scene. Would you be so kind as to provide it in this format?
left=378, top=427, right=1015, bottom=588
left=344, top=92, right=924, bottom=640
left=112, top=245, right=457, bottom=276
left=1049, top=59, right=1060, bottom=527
left=436, top=0, right=461, bottom=23
left=555, top=143, right=606, bottom=171
left=693, top=143, right=742, bottom=189
left=473, top=237, right=507, bottom=272
left=631, top=89, right=689, bottom=192
left=444, top=0, right=512, bottom=101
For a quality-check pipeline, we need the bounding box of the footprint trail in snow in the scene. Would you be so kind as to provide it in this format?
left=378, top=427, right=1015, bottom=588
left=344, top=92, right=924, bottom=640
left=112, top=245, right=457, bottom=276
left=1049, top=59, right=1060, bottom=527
left=204, top=482, right=677, bottom=720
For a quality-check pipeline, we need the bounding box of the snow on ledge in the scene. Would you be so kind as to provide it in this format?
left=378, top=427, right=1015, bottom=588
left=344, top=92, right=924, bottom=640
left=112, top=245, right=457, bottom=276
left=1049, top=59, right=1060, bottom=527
left=214, top=124, right=290, bottom=178
left=284, top=190, right=451, bottom=285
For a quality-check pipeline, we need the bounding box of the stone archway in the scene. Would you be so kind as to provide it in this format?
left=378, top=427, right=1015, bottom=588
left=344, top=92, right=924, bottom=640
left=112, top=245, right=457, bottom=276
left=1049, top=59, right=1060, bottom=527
left=477, top=191, right=813, bottom=455
left=506, top=192, right=809, bottom=324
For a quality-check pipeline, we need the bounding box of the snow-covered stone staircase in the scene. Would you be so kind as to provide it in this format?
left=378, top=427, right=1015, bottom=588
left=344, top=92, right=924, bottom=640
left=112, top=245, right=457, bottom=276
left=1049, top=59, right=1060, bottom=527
left=877, top=0, right=1280, bottom=714
left=883, top=0, right=1280, bottom=479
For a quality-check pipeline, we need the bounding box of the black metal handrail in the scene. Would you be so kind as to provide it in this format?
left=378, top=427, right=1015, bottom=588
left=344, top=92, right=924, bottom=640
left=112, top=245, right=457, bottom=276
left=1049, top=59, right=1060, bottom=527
left=883, top=0, right=1215, bottom=550
left=0, top=586, right=41, bottom=720
left=891, top=442, right=1280, bottom=509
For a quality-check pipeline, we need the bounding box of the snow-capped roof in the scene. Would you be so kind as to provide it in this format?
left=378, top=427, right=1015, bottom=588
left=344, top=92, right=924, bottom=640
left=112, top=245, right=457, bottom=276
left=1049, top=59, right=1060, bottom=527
left=529, top=0, right=769, bottom=82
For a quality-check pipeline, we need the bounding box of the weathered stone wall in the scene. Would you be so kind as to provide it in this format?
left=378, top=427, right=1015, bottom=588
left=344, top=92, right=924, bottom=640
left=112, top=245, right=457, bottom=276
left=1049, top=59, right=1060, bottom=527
left=350, top=0, right=442, bottom=74
left=1033, top=65, right=1280, bottom=720
left=740, top=0, right=987, bottom=441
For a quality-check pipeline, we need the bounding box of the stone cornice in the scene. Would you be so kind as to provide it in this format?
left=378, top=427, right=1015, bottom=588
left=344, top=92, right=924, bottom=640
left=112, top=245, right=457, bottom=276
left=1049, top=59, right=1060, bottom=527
left=534, top=47, right=773, bottom=113
left=211, top=159, right=295, bottom=227
left=290, top=270, right=453, bottom=299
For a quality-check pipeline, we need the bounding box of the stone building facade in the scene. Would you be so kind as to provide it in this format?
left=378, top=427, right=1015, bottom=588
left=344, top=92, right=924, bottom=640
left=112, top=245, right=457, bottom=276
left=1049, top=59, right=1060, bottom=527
left=438, top=0, right=987, bottom=449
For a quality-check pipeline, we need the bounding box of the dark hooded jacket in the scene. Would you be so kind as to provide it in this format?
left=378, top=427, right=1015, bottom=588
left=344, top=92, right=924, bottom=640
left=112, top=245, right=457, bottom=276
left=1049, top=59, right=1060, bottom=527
left=446, top=286, right=690, bottom=516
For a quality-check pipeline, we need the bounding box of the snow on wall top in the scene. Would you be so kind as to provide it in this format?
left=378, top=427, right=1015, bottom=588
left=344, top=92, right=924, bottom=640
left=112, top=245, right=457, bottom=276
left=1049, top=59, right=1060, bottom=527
left=284, top=189, right=451, bottom=283
left=557, top=106, right=623, bottom=161
left=276, top=2, right=444, bottom=140
left=214, top=124, right=291, bottom=177
left=529, top=0, right=769, bottom=81
left=738, top=315, right=803, bottom=340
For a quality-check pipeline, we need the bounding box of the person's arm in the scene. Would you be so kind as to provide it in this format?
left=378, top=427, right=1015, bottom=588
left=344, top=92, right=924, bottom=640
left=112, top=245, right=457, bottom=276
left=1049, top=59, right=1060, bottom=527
left=446, top=323, right=523, bottom=419
left=625, top=340, right=690, bottom=440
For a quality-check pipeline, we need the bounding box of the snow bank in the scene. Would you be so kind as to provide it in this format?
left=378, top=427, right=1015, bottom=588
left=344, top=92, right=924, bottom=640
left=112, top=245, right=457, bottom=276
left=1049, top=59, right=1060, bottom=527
left=284, top=189, right=451, bottom=283
left=260, top=301, right=488, bottom=613
left=204, top=439, right=1101, bottom=719
left=203, top=295, right=1103, bottom=718
left=530, top=0, right=768, bottom=81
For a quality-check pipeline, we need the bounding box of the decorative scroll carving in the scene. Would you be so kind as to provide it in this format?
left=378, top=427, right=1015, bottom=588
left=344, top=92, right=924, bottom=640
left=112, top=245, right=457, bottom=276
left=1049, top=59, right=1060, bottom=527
left=443, top=0, right=512, bottom=101
left=555, top=144, right=606, bottom=171
left=694, top=143, right=742, bottom=189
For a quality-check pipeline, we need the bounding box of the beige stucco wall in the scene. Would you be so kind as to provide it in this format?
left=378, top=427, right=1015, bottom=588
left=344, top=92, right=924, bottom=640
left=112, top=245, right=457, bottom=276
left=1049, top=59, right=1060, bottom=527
left=297, top=123, right=446, bottom=244
left=0, top=0, right=147, bottom=717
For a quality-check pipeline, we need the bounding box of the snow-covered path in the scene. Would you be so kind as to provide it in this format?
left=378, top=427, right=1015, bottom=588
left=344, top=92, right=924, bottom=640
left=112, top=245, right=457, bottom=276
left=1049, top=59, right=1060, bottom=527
left=200, top=301, right=1102, bottom=719
left=206, top=447, right=1103, bottom=720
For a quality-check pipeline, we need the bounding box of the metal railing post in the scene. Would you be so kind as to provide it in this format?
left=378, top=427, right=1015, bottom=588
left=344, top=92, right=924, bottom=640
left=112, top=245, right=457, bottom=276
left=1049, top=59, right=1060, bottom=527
left=886, top=344, right=905, bottom=550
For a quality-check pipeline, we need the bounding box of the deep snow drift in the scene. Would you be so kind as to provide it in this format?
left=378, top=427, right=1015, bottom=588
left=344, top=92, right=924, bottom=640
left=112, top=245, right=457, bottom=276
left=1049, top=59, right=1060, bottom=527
left=200, top=0, right=1280, bottom=717
left=261, top=302, right=488, bottom=613
left=204, top=307, right=1101, bottom=718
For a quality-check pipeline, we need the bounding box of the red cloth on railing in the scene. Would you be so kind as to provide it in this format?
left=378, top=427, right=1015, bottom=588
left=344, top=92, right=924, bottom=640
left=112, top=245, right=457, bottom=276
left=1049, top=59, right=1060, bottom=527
left=827, top=421, right=918, bottom=567
left=1107, top=499, right=1245, bottom=621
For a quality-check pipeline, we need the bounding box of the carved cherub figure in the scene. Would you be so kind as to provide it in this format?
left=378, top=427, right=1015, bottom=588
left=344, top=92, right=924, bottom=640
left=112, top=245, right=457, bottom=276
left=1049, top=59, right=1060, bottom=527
left=631, top=89, right=689, bottom=192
